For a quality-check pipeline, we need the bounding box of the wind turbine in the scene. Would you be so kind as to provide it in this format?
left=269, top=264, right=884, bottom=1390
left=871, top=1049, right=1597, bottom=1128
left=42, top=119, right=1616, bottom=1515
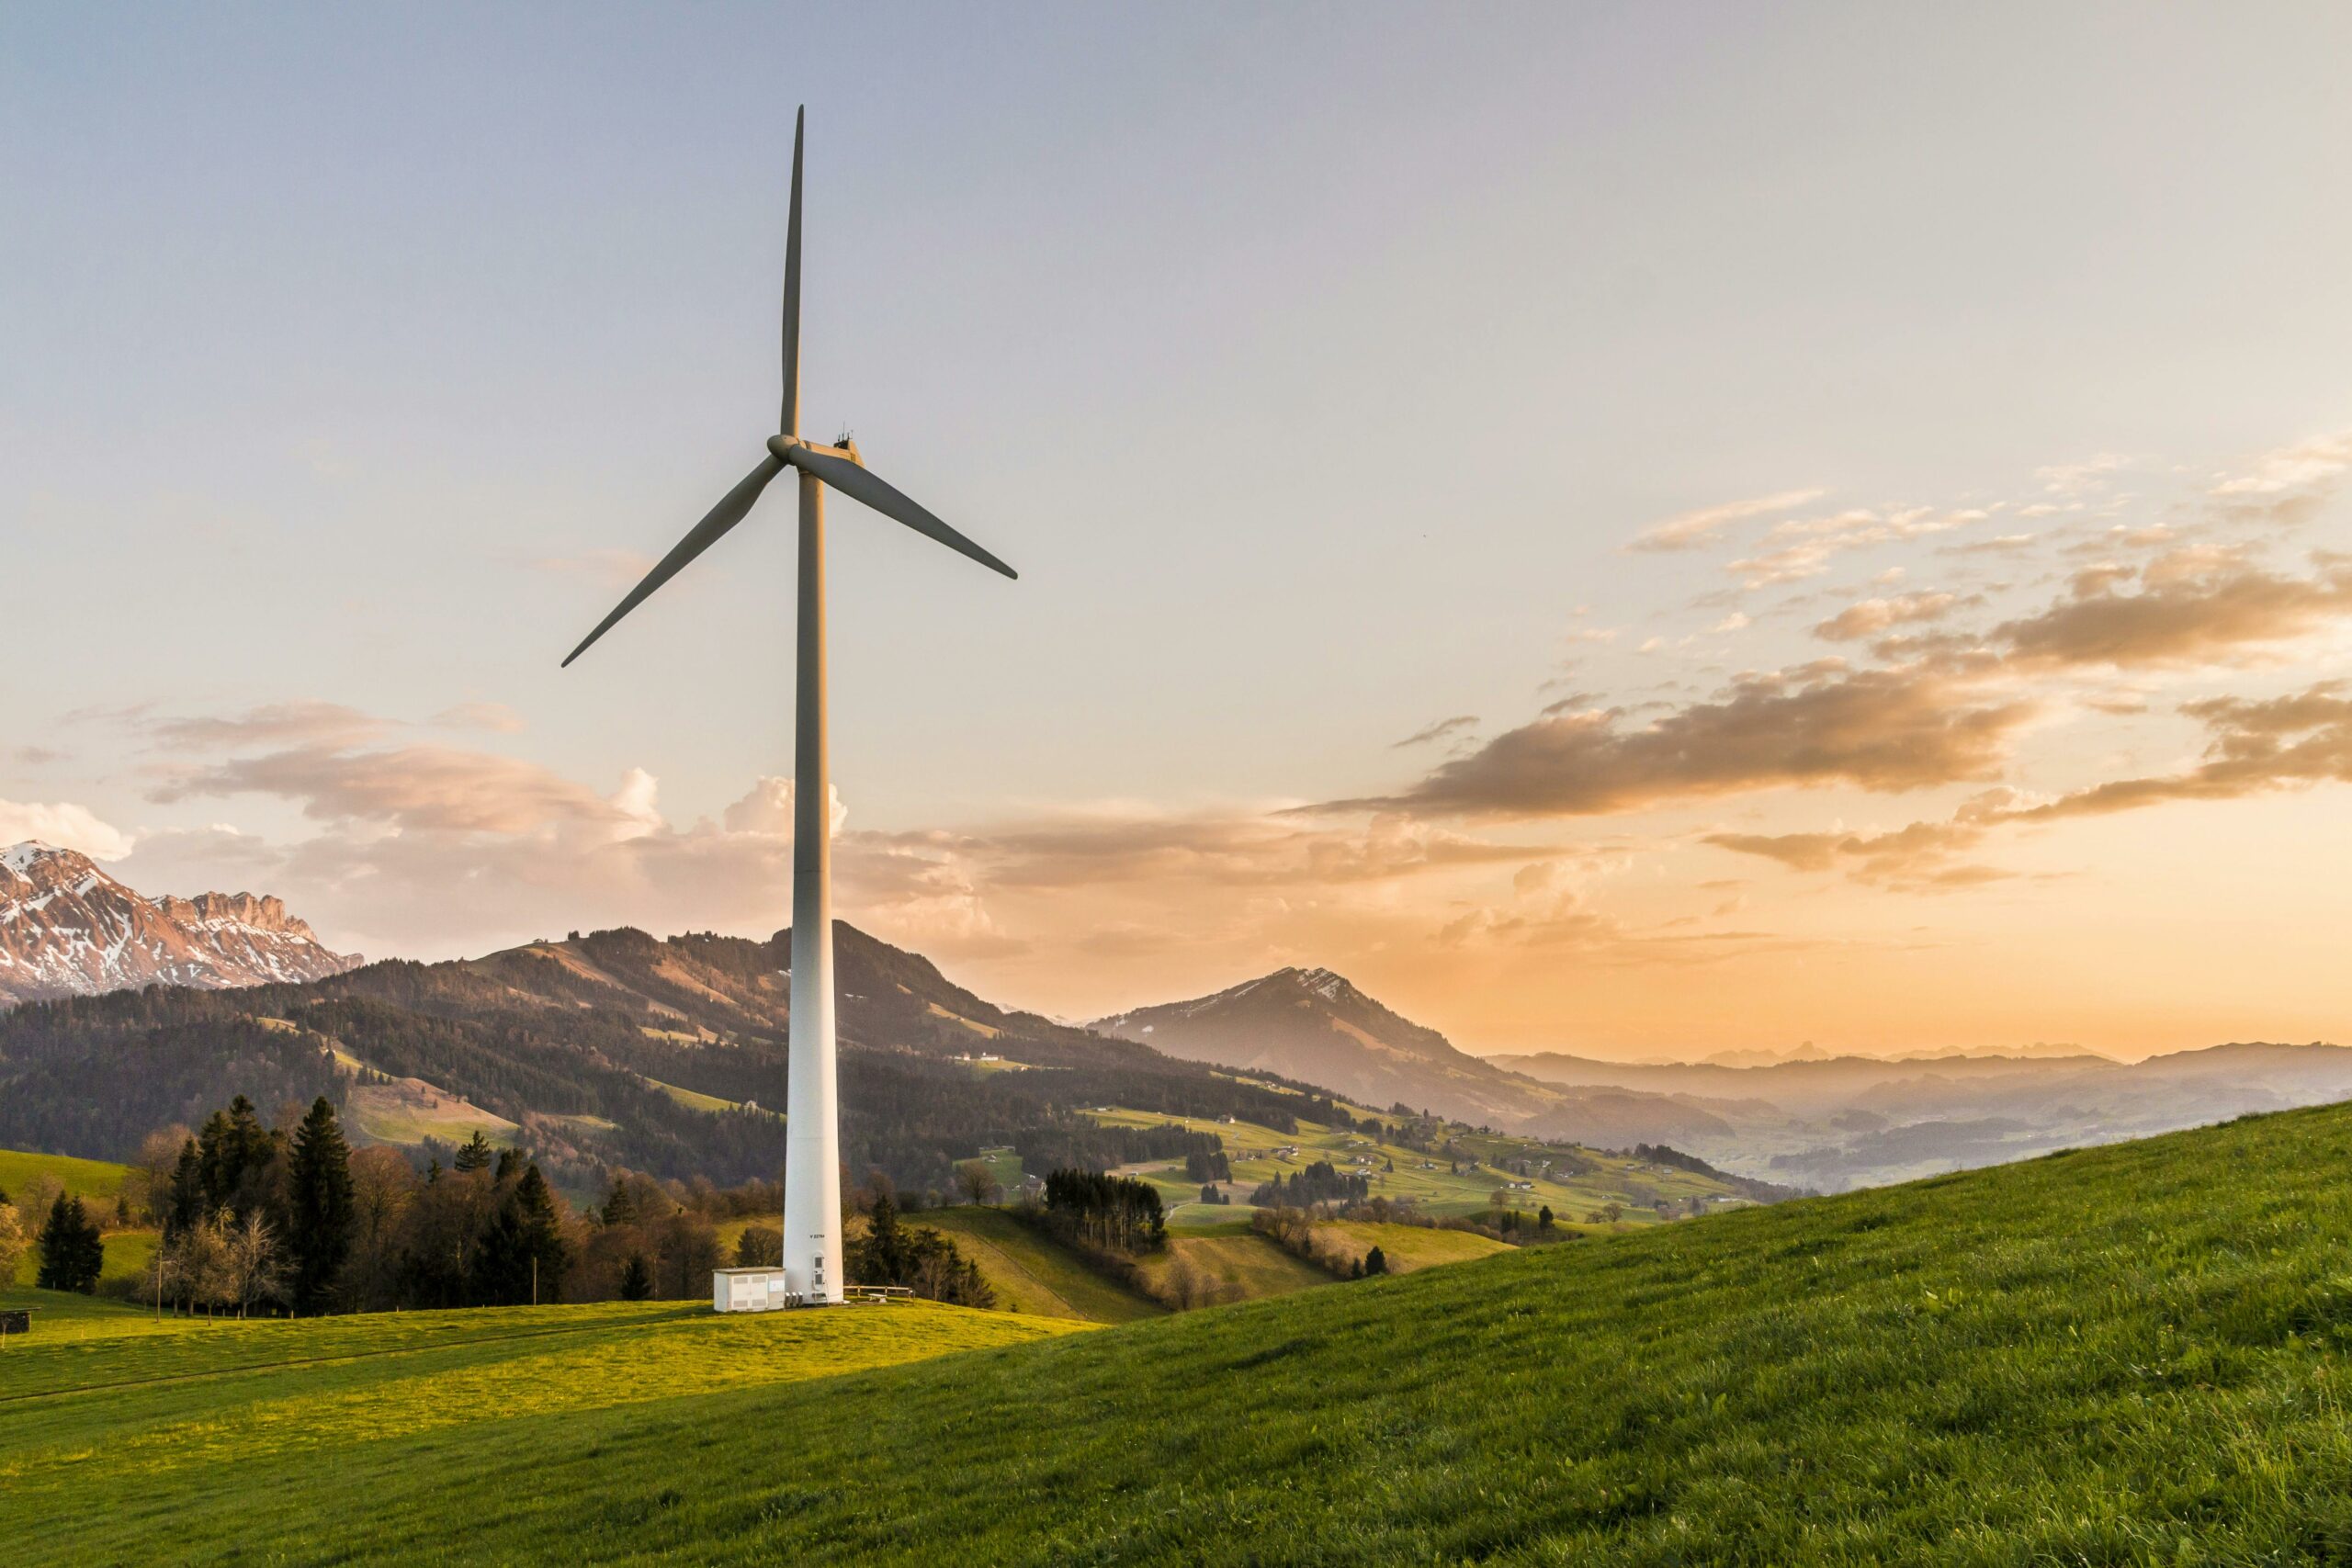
left=560, top=107, right=1016, bottom=1306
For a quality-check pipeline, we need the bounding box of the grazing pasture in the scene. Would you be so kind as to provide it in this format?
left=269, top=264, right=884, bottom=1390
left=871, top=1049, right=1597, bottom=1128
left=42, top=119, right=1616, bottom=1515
left=14, top=1105, right=2352, bottom=1562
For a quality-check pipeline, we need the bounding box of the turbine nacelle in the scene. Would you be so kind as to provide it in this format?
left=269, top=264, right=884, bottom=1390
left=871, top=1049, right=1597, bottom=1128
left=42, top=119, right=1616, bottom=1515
left=766, top=434, right=861, bottom=467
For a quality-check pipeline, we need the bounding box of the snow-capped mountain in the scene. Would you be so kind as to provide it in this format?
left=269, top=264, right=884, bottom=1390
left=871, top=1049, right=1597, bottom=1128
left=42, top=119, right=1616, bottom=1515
left=0, top=841, right=359, bottom=1007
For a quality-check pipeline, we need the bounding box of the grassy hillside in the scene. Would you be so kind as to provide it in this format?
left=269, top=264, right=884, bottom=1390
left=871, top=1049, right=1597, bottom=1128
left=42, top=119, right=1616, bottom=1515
left=1090, top=1102, right=1746, bottom=1226
left=3, top=1147, right=154, bottom=1290
left=0, top=1145, right=132, bottom=1203
left=11, top=1227, right=158, bottom=1292
left=917, top=1206, right=1165, bottom=1323
left=1312, top=1217, right=1513, bottom=1274
left=1, top=1294, right=1084, bottom=1560
left=17, top=1102, right=2352, bottom=1561
left=1131, top=1219, right=1332, bottom=1303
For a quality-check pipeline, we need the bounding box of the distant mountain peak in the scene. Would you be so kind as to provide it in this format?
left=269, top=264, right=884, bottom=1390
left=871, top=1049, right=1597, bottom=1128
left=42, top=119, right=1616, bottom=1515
left=1, top=839, right=64, bottom=874
left=0, top=840, right=359, bottom=1007
left=1092, top=963, right=1553, bottom=1125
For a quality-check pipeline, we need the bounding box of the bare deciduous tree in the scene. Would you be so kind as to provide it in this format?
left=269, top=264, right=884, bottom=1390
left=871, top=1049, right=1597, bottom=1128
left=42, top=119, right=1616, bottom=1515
left=0, top=1201, right=24, bottom=1284
left=189, top=1208, right=288, bottom=1318
left=342, top=1146, right=418, bottom=1312
left=954, top=1160, right=1002, bottom=1207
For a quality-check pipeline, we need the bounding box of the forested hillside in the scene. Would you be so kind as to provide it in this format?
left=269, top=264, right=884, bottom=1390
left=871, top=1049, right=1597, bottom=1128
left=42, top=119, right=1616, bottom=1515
left=0, top=922, right=1359, bottom=1193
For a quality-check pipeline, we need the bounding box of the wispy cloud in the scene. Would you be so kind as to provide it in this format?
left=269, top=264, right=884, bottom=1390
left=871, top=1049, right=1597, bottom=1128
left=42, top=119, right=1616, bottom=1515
left=1393, top=716, right=1478, bottom=750
left=1623, top=489, right=1826, bottom=554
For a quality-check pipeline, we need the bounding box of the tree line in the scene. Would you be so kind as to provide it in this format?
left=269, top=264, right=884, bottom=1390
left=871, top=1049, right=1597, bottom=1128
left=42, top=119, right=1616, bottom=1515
left=845, top=1191, right=993, bottom=1308
left=1249, top=1159, right=1370, bottom=1208
left=1036, top=1168, right=1166, bottom=1254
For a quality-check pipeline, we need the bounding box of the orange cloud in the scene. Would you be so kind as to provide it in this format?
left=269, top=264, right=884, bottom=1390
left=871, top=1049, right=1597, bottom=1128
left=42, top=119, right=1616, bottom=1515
left=1623, top=488, right=1826, bottom=554
left=1331, top=664, right=2034, bottom=820
left=1814, top=592, right=1962, bottom=642
left=1998, top=558, right=2352, bottom=669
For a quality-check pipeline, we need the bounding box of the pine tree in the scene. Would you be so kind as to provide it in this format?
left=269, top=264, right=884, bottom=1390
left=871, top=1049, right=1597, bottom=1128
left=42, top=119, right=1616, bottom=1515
left=510, top=1161, right=569, bottom=1306
left=1364, top=1245, right=1388, bottom=1277
left=164, top=1136, right=205, bottom=1239
left=864, top=1190, right=906, bottom=1280
left=196, top=1095, right=279, bottom=1220
left=35, top=1193, right=105, bottom=1293
left=286, top=1097, right=355, bottom=1314
left=619, top=1253, right=654, bottom=1300
left=454, top=1131, right=494, bottom=1173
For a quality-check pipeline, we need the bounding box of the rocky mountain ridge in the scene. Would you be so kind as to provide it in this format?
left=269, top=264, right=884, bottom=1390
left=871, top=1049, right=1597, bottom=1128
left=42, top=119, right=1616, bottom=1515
left=0, top=840, right=359, bottom=1006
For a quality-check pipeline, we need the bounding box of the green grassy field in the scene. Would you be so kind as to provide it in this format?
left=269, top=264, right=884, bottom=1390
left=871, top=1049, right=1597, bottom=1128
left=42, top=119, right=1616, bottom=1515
left=3, top=1148, right=157, bottom=1291
left=0, top=1293, right=1085, bottom=1562
left=916, top=1206, right=1165, bottom=1323
left=1131, top=1220, right=1333, bottom=1303
left=12, top=1101, right=2352, bottom=1561
left=642, top=1077, right=780, bottom=1119
left=0, top=1145, right=133, bottom=1204
left=1088, top=1102, right=1734, bottom=1226
left=8, top=1225, right=159, bottom=1292
left=1311, top=1217, right=1513, bottom=1274
left=971, top=1145, right=1024, bottom=1194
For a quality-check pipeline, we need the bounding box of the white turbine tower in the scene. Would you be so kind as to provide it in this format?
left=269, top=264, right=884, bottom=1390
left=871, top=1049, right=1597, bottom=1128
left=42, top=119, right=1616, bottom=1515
left=561, top=108, right=1016, bottom=1305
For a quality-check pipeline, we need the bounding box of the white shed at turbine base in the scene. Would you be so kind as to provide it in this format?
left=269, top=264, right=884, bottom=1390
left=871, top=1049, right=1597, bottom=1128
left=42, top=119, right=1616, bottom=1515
left=713, top=1267, right=803, bottom=1313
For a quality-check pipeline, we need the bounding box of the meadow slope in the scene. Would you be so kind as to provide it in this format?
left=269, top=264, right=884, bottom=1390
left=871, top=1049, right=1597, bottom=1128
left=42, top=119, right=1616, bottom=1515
left=17, top=1103, right=2352, bottom=1562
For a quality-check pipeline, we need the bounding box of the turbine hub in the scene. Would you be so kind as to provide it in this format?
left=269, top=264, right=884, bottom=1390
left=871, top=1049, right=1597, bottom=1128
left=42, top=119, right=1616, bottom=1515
left=766, top=434, right=802, bottom=460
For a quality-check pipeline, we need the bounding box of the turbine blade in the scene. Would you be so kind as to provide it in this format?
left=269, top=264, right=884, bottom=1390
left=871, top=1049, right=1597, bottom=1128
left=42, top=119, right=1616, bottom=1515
left=560, top=454, right=786, bottom=667
left=787, top=446, right=1018, bottom=580
left=779, top=107, right=804, bottom=437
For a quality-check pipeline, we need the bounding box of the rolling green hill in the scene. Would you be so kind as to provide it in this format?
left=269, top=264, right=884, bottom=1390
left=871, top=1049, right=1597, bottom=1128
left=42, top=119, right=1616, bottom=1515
left=16, top=1102, right=2352, bottom=1561
left=3, top=1147, right=154, bottom=1291
left=1311, top=1217, right=1512, bottom=1274
left=0, top=1145, right=133, bottom=1204
left=1089, top=1100, right=1758, bottom=1226
left=916, top=1206, right=1165, bottom=1323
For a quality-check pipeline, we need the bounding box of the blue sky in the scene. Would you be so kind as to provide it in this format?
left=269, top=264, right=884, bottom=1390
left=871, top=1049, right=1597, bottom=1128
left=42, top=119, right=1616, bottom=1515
left=6, top=5, right=2351, bottom=1055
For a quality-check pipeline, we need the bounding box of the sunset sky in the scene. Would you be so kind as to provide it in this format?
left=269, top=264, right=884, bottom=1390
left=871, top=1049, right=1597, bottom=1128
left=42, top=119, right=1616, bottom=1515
left=6, top=5, right=2351, bottom=1061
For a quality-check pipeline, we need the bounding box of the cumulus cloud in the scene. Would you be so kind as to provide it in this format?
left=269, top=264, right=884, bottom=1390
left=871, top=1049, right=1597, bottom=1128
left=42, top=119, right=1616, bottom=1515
left=2211, top=433, right=2352, bottom=498
left=112, top=698, right=1586, bottom=976
left=2037, top=455, right=2130, bottom=495
left=151, top=743, right=643, bottom=837
left=1704, top=789, right=2029, bottom=891
left=931, top=810, right=1546, bottom=893
left=0, top=799, right=135, bottom=862
left=721, top=776, right=848, bottom=838
left=1623, top=488, right=1826, bottom=554
left=1814, top=592, right=1961, bottom=642
left=1998, top=555, right=2352, bottom=669
left=2011, top=682, right=2352, bottom=820
left=1712, top=678, right=2352, bottom=892
left=1726, top=507, right=1983, bottom=590
left=1326, top=664, right=2034, bottom=820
